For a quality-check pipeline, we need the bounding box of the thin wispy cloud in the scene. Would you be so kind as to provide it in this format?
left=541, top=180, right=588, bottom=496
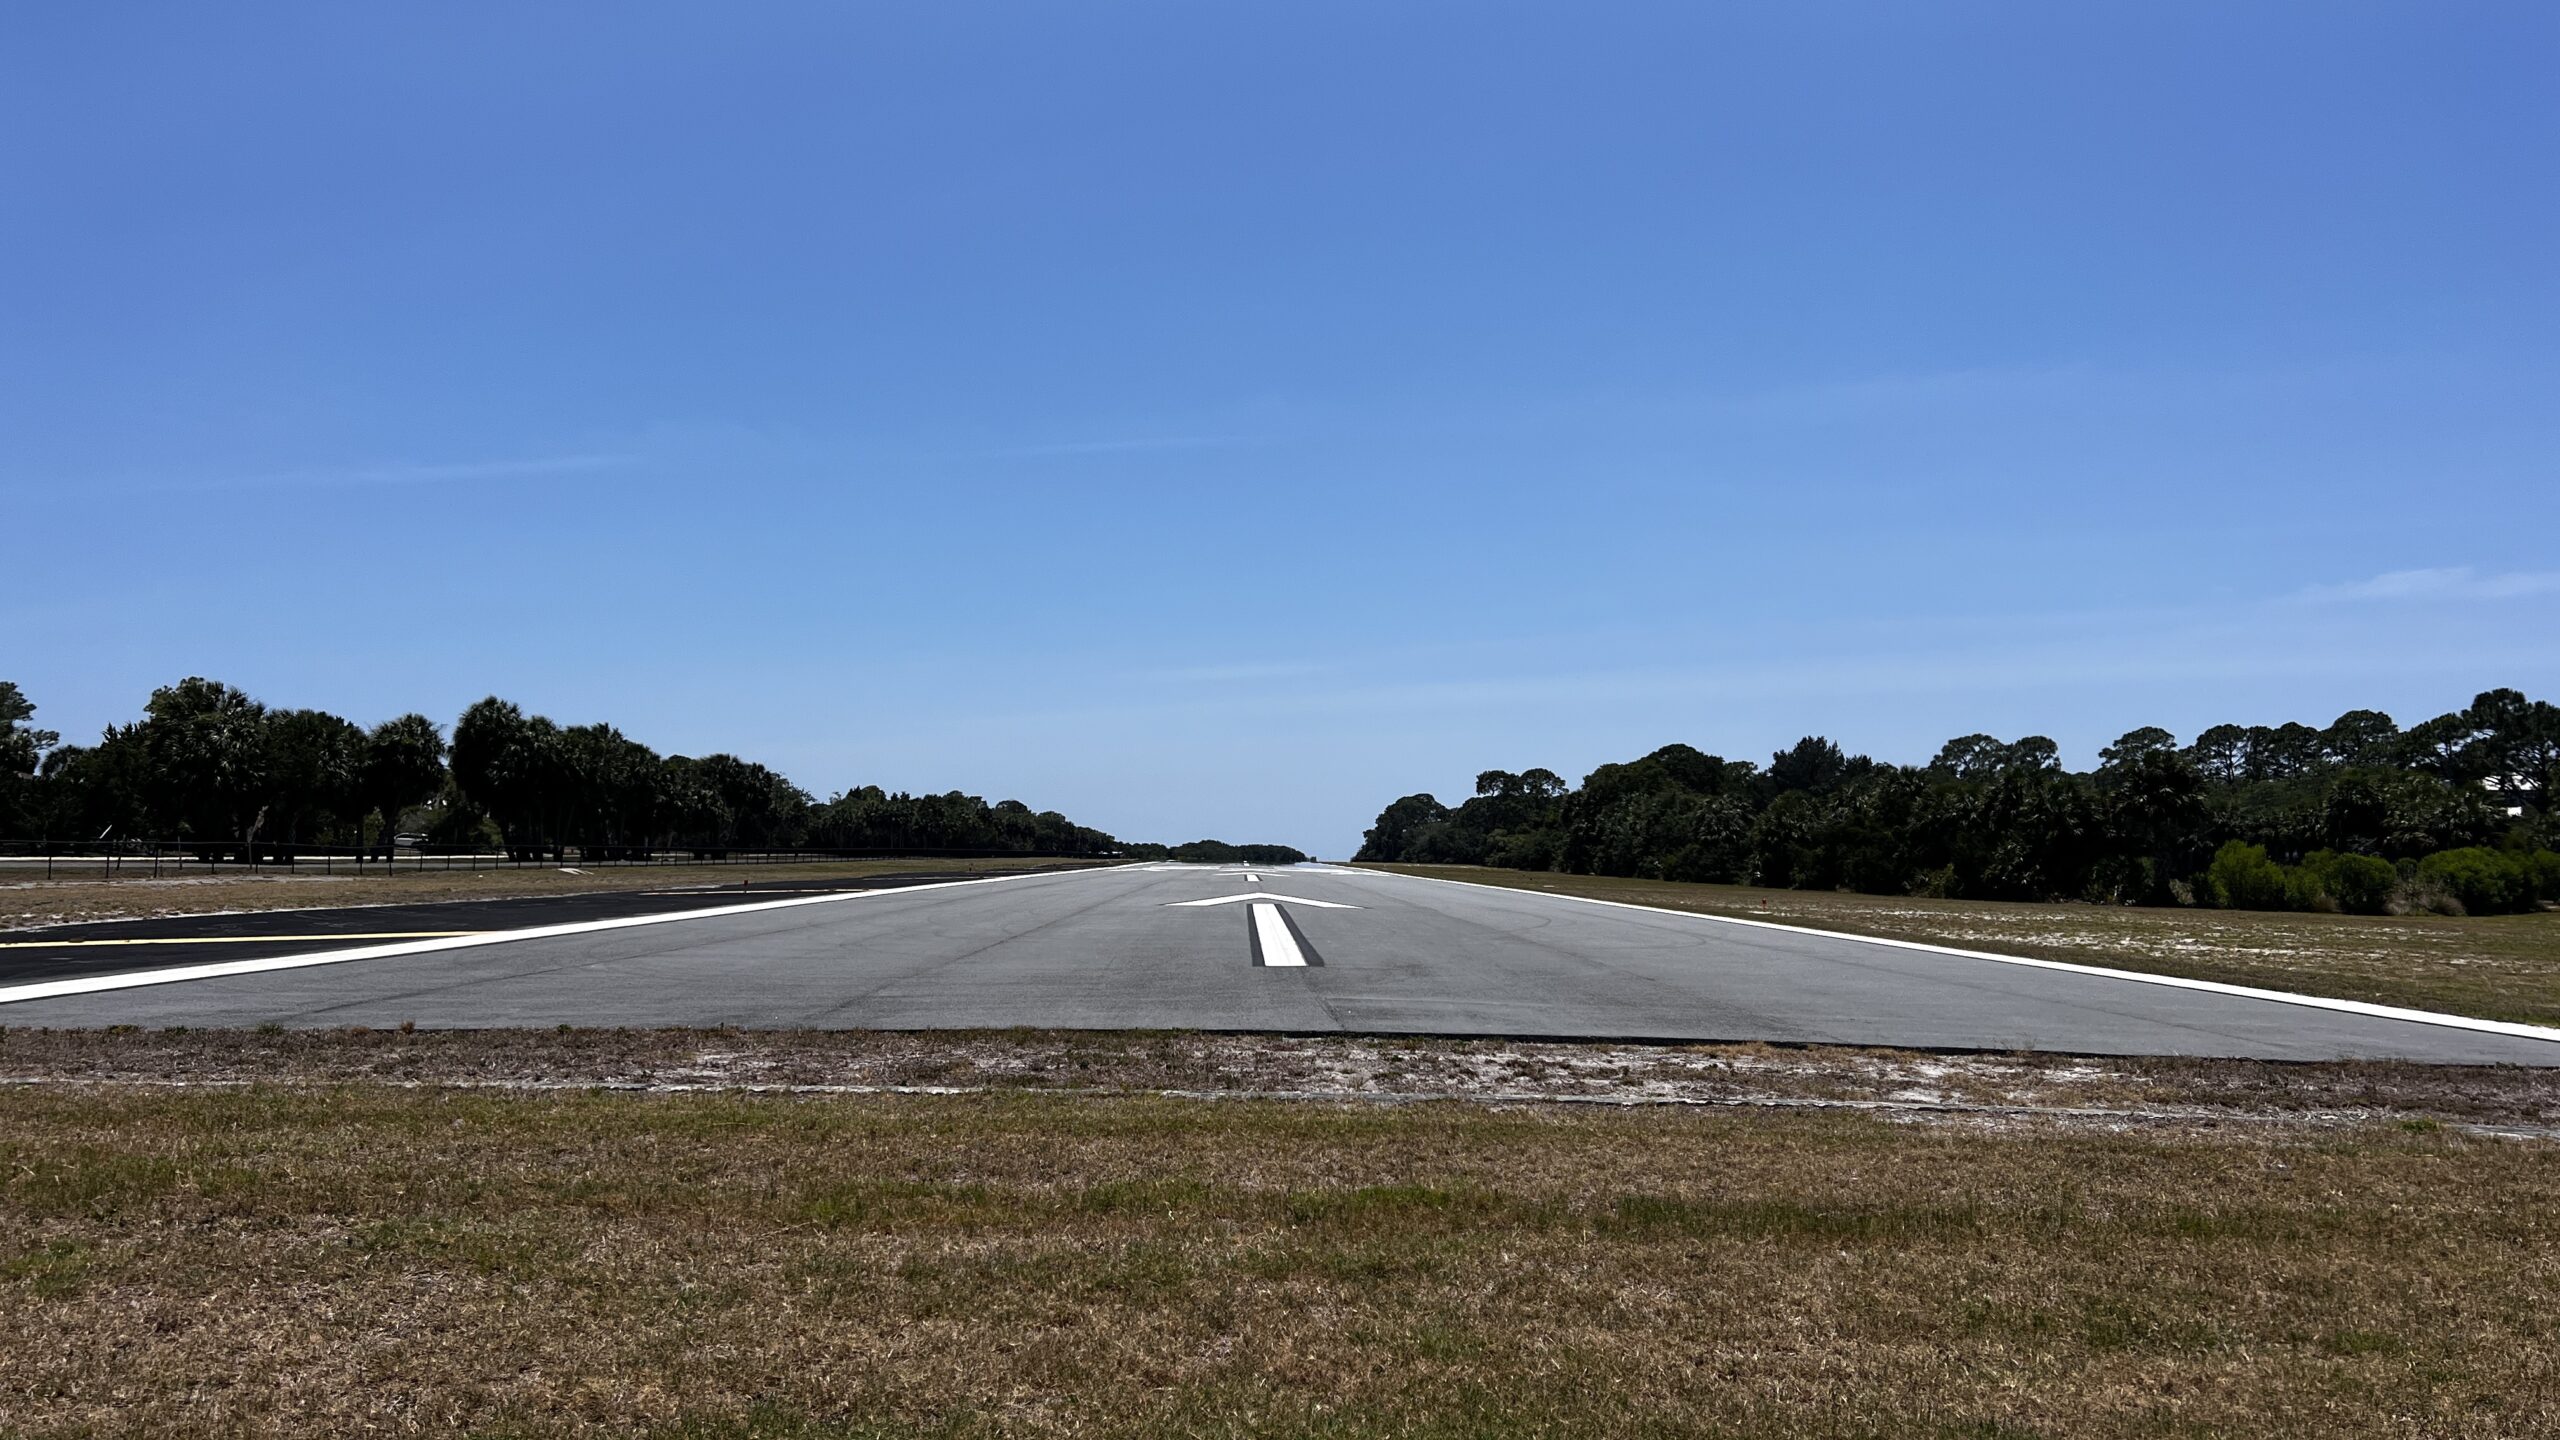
left=147, top=453, right=636, bottom=493
left=958, top=435, right=1258, bottom=460
left=1006, top=617, right=2560, bottom=737
left=328, top=454, right=634, bottom=485
left=1698, top=361, right=2102, bottom=422
left=1148, top=660, right=1330, bottom=684
left=2294, top=566, right=2560, bottom=604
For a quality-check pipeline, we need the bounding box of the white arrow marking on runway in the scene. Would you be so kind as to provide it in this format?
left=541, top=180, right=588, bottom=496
left=1249, top=902, right=1310, bottom=967
left=1163, top=892, right=1360, bottom=909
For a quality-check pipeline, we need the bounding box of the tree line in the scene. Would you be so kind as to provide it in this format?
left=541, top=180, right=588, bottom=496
left=1354, top=689, right=2560, bottom=916
left=0, top=677, right=1180, bottom=862
left=1155, top=839, right=1310, bottom=866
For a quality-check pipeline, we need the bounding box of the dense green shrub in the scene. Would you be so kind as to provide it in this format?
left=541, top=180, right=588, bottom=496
left=2299, top=850, right=2397, bottom=915
left=2416, top=847, right=2531, bottom=916
left=2527, top=849, right=2560, bottom=904
left=2280, top=865, right=2330, bottom=912
left=2206, top=841, right=2292, bottom=911
left=2202, top=843, right=2407, bottom=914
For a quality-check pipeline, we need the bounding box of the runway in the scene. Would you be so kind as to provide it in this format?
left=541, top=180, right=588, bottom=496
left=4, top=863, right=2556, bottom=1063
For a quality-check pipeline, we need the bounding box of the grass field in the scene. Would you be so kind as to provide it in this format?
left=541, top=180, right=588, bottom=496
left=2, top=1034, right=2556, bottom=1439
left=0, top=855, right=1116, bottom=932
left=1363, top=863, right=2560, bottom=1028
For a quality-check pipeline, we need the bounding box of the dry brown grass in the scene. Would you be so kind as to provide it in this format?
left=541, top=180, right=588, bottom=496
left=0, top=856, right=1114, bottom=932
left=1366, top=863, right=2560, bottom=1027
left=3, top=1031, right=2559, bottom=1437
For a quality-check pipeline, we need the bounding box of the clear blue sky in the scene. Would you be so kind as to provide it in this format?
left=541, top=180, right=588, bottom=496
left=5, top=2, right=2555, bottom=857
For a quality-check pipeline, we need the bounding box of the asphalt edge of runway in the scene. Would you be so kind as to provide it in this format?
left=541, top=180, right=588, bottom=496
left=0, top=863, right=1149, bottom=1009
left=0, top=860, right=1124, bottom=940
left=1349, top=867, right=2560, bottom=1048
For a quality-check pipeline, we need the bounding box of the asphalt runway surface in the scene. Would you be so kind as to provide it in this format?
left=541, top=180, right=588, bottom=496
left=0, top=869, right=1070, bottom=992
left=3, top=864, right=2556, bottom=1064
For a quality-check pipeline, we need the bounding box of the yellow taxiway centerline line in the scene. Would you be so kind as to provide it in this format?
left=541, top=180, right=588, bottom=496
left=0, top=932, right=480, bottom=949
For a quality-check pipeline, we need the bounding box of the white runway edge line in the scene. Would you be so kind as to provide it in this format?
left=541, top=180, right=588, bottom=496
left=0, top=865, right=1145, bottom=1008
left=1356, top=868, right=2560, bottom=1048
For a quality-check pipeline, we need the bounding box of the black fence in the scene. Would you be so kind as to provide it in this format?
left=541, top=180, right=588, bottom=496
left=0, top=840, right=1117, bottom=880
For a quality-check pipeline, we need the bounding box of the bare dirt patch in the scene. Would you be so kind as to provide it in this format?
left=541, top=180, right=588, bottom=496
left=5, top=1026, right=2555, bottom=1132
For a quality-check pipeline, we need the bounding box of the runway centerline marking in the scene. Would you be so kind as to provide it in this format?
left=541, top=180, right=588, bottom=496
left=0, top=865, right=1144, bottom=1007
left=1248, top=902, right=1320, bottom=967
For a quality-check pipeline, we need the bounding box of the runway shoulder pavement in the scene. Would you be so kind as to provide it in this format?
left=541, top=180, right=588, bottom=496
left=0, top=865, right=1093, bottom=992
left=3, top=862, right=2555, bottom=1065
